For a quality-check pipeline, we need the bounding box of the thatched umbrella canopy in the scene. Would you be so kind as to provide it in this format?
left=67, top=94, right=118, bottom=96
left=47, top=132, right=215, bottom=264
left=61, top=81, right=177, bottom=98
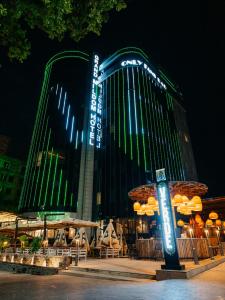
left=128, top=181, right=208, bottom=201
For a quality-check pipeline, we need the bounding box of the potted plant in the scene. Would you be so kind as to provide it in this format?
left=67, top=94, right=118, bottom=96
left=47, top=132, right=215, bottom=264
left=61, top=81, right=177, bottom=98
left=30, top=237, right=42, bottom=265
left=18, top=235, right=30, bottom=264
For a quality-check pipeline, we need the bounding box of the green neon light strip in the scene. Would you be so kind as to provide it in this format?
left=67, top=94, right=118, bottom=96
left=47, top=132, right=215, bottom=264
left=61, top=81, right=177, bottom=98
left=21, top=67, right=51, bottom=208
left=170, top=128, right=179, bottom=179
left=50, top=153, right=59, bottom=206
left=28, top=93, right=50, bottom=207
left=159, top=70, right=176, bottom=87
left=137, top=68, right=147, bottom=170
left=32, top=117, right=50, bottom=207
left=161, top=112, right=172, bottom=179
left=152, top=91, right=163, bottom=169
left=142, top=69, right=152, bottom=172
left=118, top=70, right=121, bottom=148
left=153, top=88, right=167, bottom=172
left=57, top=169, right=63, bottom=206
left=37, top=127, right=51, bottom=207
left=109, top=76, right=112, bottom=142
left=170, top=94, right=174, bottom=110
left=127, top=68, right=133, bottom=160
left=24, top=67, right=51, bottom=207
left=122, top=69, right=127, bottom=154
left=63, top=180, right=68, bottom=207
left=173, top=133, right=181, bottom=179
left=158, top=104, right=169, bottom=176
left=148, top=73, right=163, bottom=173
left=114, top=73, right=116, bottom=142
left=70, top=193, right=73, bottom=207
left=132, top=67, right=140, bottom=166
left=165, top=113, right=177, bottom=180
left=149, top=81, right=160, bottom=173
left=43, top=147, right=53, bottom=207
left=175, top=132, right=185, bottom=179
left=46, top=50, right=89, bottom=67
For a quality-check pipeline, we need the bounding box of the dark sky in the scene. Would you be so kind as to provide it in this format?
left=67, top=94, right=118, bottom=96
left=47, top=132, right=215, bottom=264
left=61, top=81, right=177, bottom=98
left=0, top=0, right=224, bottom=197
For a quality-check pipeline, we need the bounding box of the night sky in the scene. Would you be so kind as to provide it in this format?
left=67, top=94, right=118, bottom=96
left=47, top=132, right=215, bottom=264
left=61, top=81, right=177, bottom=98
left=0, top=0, right=224, bottom=197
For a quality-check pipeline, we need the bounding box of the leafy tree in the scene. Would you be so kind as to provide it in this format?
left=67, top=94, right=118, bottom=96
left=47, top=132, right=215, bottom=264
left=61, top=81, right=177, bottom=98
left=0, top=0, right=127, bottom=62
left=30, top=237, right=42, bottom=253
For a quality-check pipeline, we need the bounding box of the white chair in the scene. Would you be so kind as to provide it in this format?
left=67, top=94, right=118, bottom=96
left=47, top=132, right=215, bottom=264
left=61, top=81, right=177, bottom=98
left=47, top=248, right=56, bottom=256
left=56, top=248, right=63, bottom=256
left=62, top=249, right=70, bottom=256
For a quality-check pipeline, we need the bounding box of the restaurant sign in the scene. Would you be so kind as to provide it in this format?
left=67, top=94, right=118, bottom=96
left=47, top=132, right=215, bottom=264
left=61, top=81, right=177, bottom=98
left=156, top=168, right=184, bottom=270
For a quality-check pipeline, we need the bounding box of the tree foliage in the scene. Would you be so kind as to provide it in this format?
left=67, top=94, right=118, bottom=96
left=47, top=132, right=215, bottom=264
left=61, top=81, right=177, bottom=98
left=0, top=0, right=127, bottom=62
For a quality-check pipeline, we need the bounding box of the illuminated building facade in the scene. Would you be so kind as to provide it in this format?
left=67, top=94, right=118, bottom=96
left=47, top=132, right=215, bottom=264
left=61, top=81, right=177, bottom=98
left=19, top=48, right=197, bottom=221
left=97, top=47, right=197, bottom=218
left=19, top=51, right=96, bottom=220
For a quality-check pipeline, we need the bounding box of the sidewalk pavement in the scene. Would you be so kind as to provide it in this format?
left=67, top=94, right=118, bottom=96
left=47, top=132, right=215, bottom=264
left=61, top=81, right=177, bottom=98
left=61, top=256, right=225, bottom=281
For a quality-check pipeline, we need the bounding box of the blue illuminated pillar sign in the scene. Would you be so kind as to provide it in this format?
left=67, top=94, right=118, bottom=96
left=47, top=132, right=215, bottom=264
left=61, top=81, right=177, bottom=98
left=156, top=168, right=184, bottom=270
left=89, top=54, right=102, bottom=148
left=96, top=82, right=102, bottom=148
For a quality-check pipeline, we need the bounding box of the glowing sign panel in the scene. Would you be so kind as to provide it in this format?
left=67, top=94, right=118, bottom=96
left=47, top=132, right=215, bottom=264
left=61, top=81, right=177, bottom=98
left=158, top=183, right=175, bottom=255
left=121, top=59, right=166, bottom=90
left=89, top=55, right=102, bottom=148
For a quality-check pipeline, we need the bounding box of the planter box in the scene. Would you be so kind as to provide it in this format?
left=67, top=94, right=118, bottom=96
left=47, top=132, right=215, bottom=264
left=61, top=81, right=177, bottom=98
left=0, top=261, right=58, bottom=275
left=33, top=255, right=46, bottom=267
left=46, top=256, right=64, bottom=268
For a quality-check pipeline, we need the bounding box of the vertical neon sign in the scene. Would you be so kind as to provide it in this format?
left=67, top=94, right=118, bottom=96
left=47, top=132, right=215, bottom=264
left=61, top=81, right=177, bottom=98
left=89, top=54, right=102, bottom=148
left=156, top=168, right=184, bottom=270
left=96, top=82, right=102, bottom=148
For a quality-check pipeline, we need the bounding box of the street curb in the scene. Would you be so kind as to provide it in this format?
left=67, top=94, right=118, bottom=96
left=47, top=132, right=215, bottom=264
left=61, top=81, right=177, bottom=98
left=0, top=261, right=58, bottom=275
left=156, top=256, right=225, bottom=280
left=68, top=266, right=155, bottom=280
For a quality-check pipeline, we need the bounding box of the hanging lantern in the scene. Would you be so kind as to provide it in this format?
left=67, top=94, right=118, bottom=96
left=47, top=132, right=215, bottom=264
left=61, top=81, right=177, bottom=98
left=215, top=219, right=222, bottom=226
left=192, top=196, right=202, bottom=204
left=133, top=202, right=141, bottom=211
left=147, top=196, right=156, bottom=205
left=145, top=204, right=153, bottom=212
left=137, top=210, right=145, bottom=216
left=173, top=194, right=183, bottom=205
left=146, top=210, right=154, bottom=216
left=183, top=209, right=192, bottom=215
left=209, top=211, right=218, bottom=220
left=192, top=203, right=203, bottom=211
left=195, top=214, right=202, bottom=224
left=206, top=219, right=213, bottom=226
left=152, top=204, right=159, bottom=211
left=187, top=200, right=195, bottom=209
left=141, top=204, right=146, bottom=211
left=181, top=195, right=189, bottom=203
left=177, top=219, right=184, bottom=227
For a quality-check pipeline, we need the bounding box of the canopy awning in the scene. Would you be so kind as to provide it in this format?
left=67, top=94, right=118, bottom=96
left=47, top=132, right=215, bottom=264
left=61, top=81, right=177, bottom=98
left=0, top=218, right=99, bottom=234
left=128, top=181, right=208, bottom=201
